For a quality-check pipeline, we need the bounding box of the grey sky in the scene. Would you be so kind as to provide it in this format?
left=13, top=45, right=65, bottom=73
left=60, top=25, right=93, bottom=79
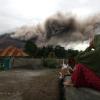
left=0, top=0, right=100, bottom=33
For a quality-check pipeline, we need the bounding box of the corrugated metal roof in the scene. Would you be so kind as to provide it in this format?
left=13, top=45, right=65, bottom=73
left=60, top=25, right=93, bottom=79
left=0, top=46, right=28, bottom=56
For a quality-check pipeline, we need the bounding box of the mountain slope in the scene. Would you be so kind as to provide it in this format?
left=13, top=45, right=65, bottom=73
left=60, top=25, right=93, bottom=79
left=0, top=34, right=25, bottom=49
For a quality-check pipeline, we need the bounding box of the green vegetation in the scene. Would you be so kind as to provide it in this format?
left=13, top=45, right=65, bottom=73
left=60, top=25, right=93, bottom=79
left=0, top=64, right=4, bottom=70
left=42, top=58, right=58, bottom=69
left=24, top=40, right=79, bottom=58
left=24, top=40, right=38, bottom=57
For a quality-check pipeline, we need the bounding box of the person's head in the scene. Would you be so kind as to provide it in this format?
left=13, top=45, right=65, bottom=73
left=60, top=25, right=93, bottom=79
left=68, top=57, right=76, bottom=68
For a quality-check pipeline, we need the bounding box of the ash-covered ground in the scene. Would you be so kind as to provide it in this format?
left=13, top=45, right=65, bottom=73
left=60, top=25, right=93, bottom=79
left=0, top=69, right=60, bottom=100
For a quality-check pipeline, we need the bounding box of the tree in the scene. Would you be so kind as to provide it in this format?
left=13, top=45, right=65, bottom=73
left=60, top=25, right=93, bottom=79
left=66, top=49, right=79, bottom=58
left=54, top=45, right=66, bottom=58
left=48, top=52, right=56, bottom=58
left=24, top=40, right=37, bottom=57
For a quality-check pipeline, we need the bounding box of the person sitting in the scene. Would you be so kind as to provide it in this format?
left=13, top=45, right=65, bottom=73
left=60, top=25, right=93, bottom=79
left=64, top=35, right=100, bottom=91
left=59, top=59, right=73, bottom=79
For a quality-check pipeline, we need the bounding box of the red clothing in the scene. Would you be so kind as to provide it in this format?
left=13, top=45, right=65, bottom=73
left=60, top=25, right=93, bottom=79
left=71, top=64, right=100, bottom=91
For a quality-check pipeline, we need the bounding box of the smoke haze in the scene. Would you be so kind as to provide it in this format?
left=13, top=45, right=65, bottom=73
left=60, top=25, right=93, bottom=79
left=11, top=13, right=100, bottom=47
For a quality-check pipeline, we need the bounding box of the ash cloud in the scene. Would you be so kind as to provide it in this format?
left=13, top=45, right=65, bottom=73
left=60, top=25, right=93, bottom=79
left=45, top=14, right=78, bottom=39
left=44, top=13, right=84, bottom=45
left=11, top=13, right=100, bottom=46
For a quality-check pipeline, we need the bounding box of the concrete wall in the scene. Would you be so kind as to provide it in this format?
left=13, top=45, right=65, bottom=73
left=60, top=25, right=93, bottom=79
left=13, top=58, right=43, bottom=69
left=13, top=58, right=65, bottom=69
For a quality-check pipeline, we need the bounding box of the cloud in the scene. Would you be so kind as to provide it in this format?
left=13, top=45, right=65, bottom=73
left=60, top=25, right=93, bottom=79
left=1, top=0, right=100, bottom=34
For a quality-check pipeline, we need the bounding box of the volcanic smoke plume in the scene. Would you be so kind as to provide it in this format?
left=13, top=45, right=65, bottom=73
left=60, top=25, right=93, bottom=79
left=11, top=13, right=100, bottom=46
left=44, top=13, right=83, bottom=45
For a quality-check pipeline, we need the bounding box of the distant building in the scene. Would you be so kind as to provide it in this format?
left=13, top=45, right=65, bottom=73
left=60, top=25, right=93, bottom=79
left=0, top=46, right=28, bottom=56
left=0, top=46, right=28, bottom=70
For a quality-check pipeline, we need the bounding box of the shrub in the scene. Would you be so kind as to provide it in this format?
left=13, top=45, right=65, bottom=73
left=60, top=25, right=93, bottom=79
left=0, top=63, right=4, bottom=70
left=42, top=58, right=58, bottom=68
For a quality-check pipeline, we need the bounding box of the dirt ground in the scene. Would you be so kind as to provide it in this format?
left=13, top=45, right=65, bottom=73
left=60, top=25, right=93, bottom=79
left=0, top=69, right=60, bottom=100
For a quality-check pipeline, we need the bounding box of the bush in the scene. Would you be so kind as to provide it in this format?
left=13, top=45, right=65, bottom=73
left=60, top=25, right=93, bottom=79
left=0, top=63, right=4, bottom=70
left=42, top=58, right=58, bottom=68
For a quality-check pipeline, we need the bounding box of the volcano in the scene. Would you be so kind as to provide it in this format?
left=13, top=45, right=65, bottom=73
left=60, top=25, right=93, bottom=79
left=0, top=33, right=25, bottom=49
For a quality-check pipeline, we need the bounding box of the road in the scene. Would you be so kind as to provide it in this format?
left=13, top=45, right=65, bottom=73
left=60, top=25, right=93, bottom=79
left=0, top=69, right=59, bottom=100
